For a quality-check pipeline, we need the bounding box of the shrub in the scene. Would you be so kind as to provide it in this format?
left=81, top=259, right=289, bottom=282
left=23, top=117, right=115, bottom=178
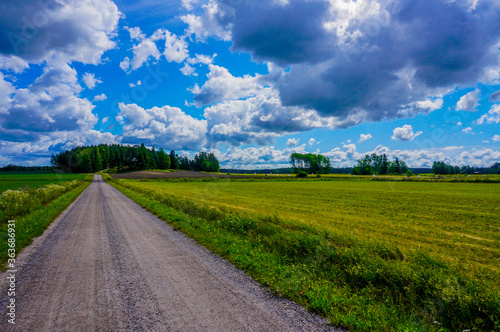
left=0, top=189, right=32, bottom=219
left=296, top=171, right=308, bottom=178
left=405, top=170, right=413, bottom=177
left=0, top=180, right=84, bottom=223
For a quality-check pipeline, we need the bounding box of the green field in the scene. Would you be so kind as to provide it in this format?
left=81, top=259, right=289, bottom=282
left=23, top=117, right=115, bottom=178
left=107, top=175, right=500, bottom=331
left=0, top=172, right=87, bottom=192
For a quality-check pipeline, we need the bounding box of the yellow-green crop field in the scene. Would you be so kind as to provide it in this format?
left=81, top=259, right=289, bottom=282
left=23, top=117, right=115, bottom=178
left=130, top=179, right=499, bottom=282
left=109, top=176, right=500, bottom=331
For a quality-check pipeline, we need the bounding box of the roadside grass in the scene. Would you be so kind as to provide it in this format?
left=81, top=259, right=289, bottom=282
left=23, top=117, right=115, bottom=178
left=0, top=172, right=87, bottom=192
left=0, top=175, right=93, bottom=269
left=103, top=174, right=500, bottom=331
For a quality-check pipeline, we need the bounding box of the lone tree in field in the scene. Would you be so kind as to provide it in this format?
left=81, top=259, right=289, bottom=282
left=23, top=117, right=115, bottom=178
left=290, top=153, right=332, bottom=174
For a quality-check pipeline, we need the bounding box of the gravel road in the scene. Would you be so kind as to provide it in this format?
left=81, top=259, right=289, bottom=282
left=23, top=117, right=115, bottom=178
left=0, top=175, right=341, bottom=332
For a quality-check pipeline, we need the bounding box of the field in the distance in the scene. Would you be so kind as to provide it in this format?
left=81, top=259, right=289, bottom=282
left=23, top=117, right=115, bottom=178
left=0, top=172, right=87, bottom=192
left=117, top=179, right=500, bottom=287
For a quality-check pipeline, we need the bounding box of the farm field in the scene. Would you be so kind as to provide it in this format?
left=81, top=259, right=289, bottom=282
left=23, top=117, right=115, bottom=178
left=0, top=172, right=87, bottom=192
left=112, top=169, right=500, bottom=183
left=114, top=179, right=500, bottom=284
left=108, top=176, right=500, bottom=331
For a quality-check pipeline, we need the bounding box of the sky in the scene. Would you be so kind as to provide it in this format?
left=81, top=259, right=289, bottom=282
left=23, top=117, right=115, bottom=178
left=0, top=0, right=499, bottom=169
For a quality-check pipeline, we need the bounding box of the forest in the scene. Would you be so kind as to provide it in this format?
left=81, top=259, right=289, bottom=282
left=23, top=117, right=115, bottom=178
left=51, top=144, right=220, bottom=173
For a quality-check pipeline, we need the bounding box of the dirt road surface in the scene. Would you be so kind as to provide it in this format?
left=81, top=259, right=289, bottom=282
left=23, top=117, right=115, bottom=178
left=0, top=175, right=340, bottom=332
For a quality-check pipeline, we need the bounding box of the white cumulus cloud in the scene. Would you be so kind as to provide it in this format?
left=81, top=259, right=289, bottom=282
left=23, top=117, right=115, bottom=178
left=117, top=103, right=208, bottom=150
left=477, top=104, right=500, bottom=125
left=125, top=26, right=146, bottom=41
left=456, top=89, right=480, bottom=112
left=83, top=73, right=102, bottom=89
left=93, top=93, right=107, bottom=102
left=190, top=64, right=262, bottom=106
left=286, top=138, right=300, bottom=147
left=358, top=134, right=372, bottom=143
left=462, top=127, right=474, bottom=134
left=391, top=125, right=422, bottom=141
left=120, top=28, right=189, bottom=73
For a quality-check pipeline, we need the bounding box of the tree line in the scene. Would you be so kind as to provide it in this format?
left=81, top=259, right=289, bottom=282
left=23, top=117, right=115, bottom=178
left=0, top=165, right=54, bottom=172
left=290, top=153, right=332, bottom=174
left=352, top=154, right=410, bottom=175
left=51, top=144, right=220, bottom=173
left=432, top=161, right=500, bottom=175
left=353, top=154, right=500, bottom=175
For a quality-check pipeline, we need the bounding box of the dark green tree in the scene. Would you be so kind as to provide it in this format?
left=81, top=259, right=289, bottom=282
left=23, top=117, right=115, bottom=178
left=157, top=148, right=171, bottom=169
left=170, top=150, right=178, bottom=169
left=352, top=155, right=374, bottom=175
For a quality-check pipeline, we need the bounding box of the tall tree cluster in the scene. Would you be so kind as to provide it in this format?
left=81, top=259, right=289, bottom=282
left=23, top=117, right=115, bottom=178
left=51, top=144, right=171, bottom=173
left=51, top=144, right=220, bottom=173
left=352, top=154, right=409, bottom=175
left=290, top=153, right=332, bottom=174
left=174, top=152, right=220, bottom=173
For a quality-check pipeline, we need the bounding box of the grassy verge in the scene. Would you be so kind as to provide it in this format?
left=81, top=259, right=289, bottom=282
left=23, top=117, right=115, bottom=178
left=0, top=176, right=92, bottom=269
left=103, top=174, right=499, bottom=332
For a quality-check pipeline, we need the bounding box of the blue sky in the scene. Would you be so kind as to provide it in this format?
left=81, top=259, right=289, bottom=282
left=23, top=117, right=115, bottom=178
left=0, top=0, right=499, bottom=169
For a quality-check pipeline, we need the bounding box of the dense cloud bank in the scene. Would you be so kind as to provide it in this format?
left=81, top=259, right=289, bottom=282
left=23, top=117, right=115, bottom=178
left=185, top=0, right=500, bottom=123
